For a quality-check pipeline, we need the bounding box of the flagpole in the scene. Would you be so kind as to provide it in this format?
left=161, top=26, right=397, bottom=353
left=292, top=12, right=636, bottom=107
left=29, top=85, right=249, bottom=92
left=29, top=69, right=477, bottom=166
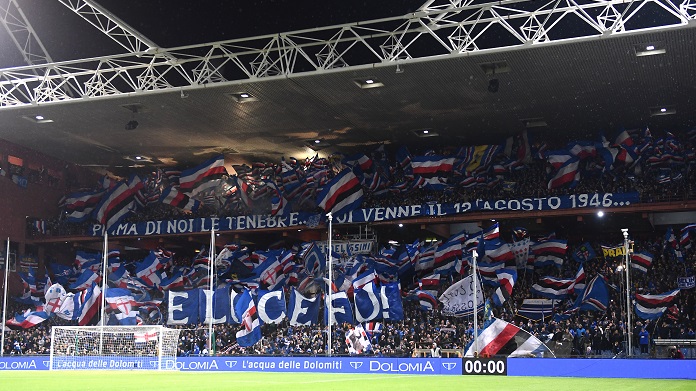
left=472, top=248, right=479, bottom=356
left=1, top=238, right=10, bottom=357
left=327, top=212, right=333, bottom=358
left=99, top=231, right=108, bottom=355
left=208, top=228, right=216, bottom=355
left=622, top=228, right=632, bottom=357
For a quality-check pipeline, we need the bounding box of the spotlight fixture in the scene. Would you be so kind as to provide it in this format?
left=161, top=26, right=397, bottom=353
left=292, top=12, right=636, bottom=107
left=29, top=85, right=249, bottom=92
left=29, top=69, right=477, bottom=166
left=488, top=78, right=499, bottom=93
left=412, top=129, right=439, bottom=138
left=22, top=114, right=53, bottom=124
left=124, top=155, right=153, bottom=163
left=649, top=106, right=676, bottom=116
left=353, top=78, right=384, bottom=89
left=597, top=211, right=605, bottom=217
left=125, top=120, right=139, bottom=130
left=634, top=42, right=665, bottom=57
left=226, top=92, right=257, bottom=103
left=305, top=139, right=330, bottom=151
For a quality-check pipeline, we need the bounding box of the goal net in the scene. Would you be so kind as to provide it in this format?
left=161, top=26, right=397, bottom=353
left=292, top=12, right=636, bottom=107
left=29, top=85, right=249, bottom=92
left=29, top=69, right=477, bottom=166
left=50, top=326, right=181, bottom=370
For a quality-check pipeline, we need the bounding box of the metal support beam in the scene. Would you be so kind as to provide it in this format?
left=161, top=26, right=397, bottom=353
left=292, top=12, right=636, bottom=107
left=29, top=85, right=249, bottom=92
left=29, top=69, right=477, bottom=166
left=0, top=0, right=53, bottom=65
left=0, top=0, right=693, bottom=108
left=58, top=0, right=158, bottom=53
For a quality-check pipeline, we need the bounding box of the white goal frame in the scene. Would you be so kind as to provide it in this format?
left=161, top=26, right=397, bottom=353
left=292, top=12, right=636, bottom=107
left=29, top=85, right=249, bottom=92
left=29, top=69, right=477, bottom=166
left=49, top=325, right=181, bottom=370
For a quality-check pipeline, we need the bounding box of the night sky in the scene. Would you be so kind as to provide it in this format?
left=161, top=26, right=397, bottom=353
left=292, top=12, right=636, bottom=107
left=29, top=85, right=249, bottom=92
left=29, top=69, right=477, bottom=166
left=0, top=0, right=425, bottom=68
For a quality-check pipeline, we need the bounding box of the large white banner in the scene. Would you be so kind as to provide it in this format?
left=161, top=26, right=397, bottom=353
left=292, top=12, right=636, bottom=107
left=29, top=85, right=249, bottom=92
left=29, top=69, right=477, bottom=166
left=439, top=274, right=484, bottom=317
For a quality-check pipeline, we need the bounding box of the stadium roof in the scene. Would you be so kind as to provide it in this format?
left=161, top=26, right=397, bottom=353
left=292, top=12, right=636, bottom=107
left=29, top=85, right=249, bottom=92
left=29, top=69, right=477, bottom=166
left=0, top=0, right=695, bottom=172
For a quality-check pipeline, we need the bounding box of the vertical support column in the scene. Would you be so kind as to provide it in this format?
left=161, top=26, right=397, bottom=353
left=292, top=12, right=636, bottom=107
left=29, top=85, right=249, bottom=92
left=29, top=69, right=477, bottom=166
left=327, top=212, right=333, bottom=357
left=1, top=238, right=11, bottom=357
left=622, top=228, right=632, bottom=356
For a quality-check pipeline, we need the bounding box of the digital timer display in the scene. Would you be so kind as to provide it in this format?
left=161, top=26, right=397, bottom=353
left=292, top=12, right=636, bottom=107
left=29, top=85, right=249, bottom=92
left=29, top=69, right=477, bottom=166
left=461, top=357, right=507, bottom=376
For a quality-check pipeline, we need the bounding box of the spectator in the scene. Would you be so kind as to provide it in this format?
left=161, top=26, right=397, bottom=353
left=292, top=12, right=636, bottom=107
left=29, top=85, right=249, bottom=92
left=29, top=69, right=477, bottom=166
left=430, top=342, right=441, bottom=358
left=638, top=327, right=650, bottom=355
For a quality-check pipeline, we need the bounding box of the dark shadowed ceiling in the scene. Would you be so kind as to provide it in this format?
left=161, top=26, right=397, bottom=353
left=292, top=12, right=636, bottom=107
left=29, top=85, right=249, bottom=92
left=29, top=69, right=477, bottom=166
left=0, top=1, right=694, bottom=173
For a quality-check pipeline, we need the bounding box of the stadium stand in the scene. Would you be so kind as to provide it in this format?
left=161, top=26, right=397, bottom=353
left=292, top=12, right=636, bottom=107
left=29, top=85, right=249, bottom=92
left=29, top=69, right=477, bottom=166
left=1, top=0, right=695, bottom=367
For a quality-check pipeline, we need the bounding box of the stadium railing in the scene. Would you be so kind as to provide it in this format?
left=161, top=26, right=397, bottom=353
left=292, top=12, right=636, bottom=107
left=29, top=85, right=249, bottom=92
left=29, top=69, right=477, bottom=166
left=653, top=339, right=696, bottom=358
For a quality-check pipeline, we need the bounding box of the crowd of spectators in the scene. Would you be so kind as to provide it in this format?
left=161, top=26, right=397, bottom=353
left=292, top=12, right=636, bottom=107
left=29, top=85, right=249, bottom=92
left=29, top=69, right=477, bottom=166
left=4, top=228, right=695, bottom=358
left=7, top=130, right=696, bottom=359
left=25, top=128, right=696, bottom=238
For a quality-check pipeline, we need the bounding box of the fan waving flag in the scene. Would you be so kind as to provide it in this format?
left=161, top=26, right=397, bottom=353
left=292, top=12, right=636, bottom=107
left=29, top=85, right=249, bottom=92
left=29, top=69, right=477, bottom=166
left=410, top=156, right=455, bottom=176
left=578, top=275, right=609, bottom=312
left=105, top=288, right=138, bottom=325
left=634, top=289, right=680, bottom=320
left=93, top=180, right=141, bottom=230
left=6, top=309, right=50, bottom=329
left=316, top=169, right=364, bottom=216
left=464, top=317, right=554, bottom=357
left=631, top=251, right=654, bottom=273
left=492, top=268, right=517, bottom=306
left=572, top=242, right=596, bottom=263
left=235, top=290, right=262, bottom=347
left=179, top=154, right=227, bottom=195
left=547, top=156, right=580, bottom=189
left=160, top=186, right=201, bottom=212
left=78, top=283, right=102, bottom=326
left=63, top=190, right=104, bottom=222
left=530, top=276, right=574, bottom=299
left=69, top=269, right=101, bottom=291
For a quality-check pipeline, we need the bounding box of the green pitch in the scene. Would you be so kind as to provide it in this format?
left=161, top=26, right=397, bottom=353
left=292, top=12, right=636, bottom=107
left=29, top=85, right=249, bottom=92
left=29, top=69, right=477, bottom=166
left=1, top=371, right=693, bottom=391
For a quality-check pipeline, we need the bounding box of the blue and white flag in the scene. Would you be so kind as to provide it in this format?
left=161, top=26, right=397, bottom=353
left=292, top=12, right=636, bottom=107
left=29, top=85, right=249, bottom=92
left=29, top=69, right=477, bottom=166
left=517, top=298, right=555, bottom=320
left=105, top=288, right=138, bottom=325
left=78, top=283, right=102, bottom=326
left=634, top=289, right=680, bottom=320
left=256, top=289, right=286, bottom=324
left=6, top=310, right=50, bottom=329
left=49, top=263, right=76, bottom=286
left=167, top=289, right=200, bottom=325
left=198, top=287, right=231, bottom=324
left=301, top=242, right=326, bottom=277
left=492, top=268, right=517, bottom=307
left=316, top=169, right=364, bottom=216
left=55, top=292, right=84, bottom=321
left=179, top=154, right=227, bottom=195
left=324, top=291, right=355, bottom=325
left=287, top=288, right=319, bottom=326
left=578, top=275, right=609, bottom=312
left=379, top=282, right=404, bottom=321
left=69, top=269, right=101, bottom=291
left=572, top=242, right=596, bottom=263
left=235, top=289, right=262, bottom=347
left=530, top=276, right=574, bottom=299
left=74, top=251, right=102, bottom=272
left=354, top=281, right=382, bottom=322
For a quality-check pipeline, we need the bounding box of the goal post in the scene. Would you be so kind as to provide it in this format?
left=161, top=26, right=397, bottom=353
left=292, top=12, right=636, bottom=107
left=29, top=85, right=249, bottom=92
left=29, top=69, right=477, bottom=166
left=50, top=325, right=181, bottom=370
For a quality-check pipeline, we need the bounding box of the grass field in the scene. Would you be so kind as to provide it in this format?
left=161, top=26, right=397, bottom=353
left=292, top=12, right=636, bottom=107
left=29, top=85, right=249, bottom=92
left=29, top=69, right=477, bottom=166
left=0, top=371, right=693, bottom=391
